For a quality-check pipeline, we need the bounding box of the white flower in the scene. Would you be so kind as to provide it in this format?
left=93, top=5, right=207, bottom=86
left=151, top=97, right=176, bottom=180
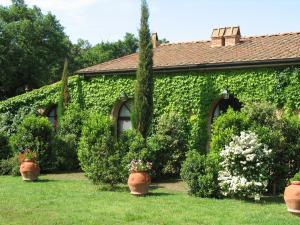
left=218, top=131, right=272, bottom=199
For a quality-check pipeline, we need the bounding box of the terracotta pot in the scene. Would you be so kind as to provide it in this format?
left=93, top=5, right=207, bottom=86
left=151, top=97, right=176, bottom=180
left=284, top=181, right=300, bottom=215
left=20, top=160, right=40, bottom=181
left=128, top=171, right=151, bottom=195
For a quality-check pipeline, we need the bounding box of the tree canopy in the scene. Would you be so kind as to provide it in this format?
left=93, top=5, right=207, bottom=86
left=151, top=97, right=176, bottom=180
left=0, top=1, right=70, bottom=99
left=0, top=0, right=168, bottom=100
left=69, top=33, right=139, bottom=73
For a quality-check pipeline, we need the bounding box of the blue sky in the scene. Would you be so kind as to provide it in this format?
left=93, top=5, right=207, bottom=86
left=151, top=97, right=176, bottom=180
left=0, top=0, right=299, bottom=45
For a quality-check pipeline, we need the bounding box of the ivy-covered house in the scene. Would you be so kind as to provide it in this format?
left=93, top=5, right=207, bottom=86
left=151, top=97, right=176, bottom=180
left=1, top=26, right=300, bottom=150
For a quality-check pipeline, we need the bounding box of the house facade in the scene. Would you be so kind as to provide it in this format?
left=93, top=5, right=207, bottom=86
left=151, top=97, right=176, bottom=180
left=1, top=26, right=300, bottom=150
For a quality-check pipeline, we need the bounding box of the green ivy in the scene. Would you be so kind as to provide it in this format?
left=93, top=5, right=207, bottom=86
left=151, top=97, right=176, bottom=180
left=1, top=67, right=300, bottom=150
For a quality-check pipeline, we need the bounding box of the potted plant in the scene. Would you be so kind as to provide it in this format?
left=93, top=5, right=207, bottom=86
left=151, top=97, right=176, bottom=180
left=19, top=148, right=40, bottom=181
left=127, top=160, right=152, bottom=195
left=284, top=172, right=300, bottom=215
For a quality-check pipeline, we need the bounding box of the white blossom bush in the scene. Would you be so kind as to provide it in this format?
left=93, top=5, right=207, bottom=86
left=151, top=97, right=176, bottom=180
left=218, top=131, right=272, bottom=199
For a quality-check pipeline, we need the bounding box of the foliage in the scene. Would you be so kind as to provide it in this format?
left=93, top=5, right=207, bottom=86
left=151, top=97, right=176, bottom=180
left=69, top=33, right=139, bottom=73
left=218, top=131, right=272, bottom=199
left=78, top=112, right=121, bottom=186
left=210, top=108, right=250, bottom=153
left=290, top=171, right=300, bottom=182
left=0, top=1, right=70, bottom=99
left=189, top=114, right=208, bottom=154
left=181, top=150, right=220, bottom=198
left=1, top=66, right=300, bottom=156
left=0, top=154, right=19, bottom=176
left=57, top=58, right=70, bottom=119
left=128, top=159, right=152, bottom=172
left=148, top=111, right=189, bottom=178
left=280, top=113, right=300, bottom=179
left=9, top=114, right=53, bottom=171
left=0, top=132, right=11, bottom=160
left=18, top=148, right=37, bottom=162
left=117, top=129, right=152, bottom=181
left=53, top=105, right=85, bottom=171
left=131, top=0, right=154, bottom=137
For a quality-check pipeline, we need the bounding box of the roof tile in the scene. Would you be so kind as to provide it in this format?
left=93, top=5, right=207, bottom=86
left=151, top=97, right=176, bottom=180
left=77, top=32, right=300, bottom=74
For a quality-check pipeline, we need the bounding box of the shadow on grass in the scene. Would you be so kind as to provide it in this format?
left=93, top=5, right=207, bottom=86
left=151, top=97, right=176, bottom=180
left=239, top=195, right=284, bottom=205
left=98, top=185, right=129, bottom=192
left=34, top=178, right=57, bottom=183
left=147, top=192, right=174, bottom=197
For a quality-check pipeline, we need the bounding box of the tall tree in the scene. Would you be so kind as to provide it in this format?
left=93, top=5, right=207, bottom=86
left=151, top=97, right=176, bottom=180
left=131, top=0, right=154, bottom=137
left=57, top=58, right=69, bottom=120
left=0, top=1, right=70, bottom=99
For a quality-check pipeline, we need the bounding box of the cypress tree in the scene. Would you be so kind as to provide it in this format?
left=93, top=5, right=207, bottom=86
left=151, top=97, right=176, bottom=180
left=57, top=58, right=70, bottom=120
left=131, top=0, right=154, bottom=137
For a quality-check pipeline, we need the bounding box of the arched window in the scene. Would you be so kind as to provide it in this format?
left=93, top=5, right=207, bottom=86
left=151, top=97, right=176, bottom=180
left=211, top=95, right=242, bottom=123
left=47, top=107, right=58, bottom=129
left=117, top=100, right=132, bottom=135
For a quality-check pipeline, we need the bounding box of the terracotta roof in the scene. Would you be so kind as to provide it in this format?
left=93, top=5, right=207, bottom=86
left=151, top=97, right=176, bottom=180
left=77, top=31, right=300, bottom=75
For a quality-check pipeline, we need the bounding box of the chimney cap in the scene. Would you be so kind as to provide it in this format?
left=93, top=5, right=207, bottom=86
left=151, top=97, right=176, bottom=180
left=211, top=26, right=240, bottom=38
left=224, top=26, right=240, bottom=37
left=211, top=28, right=226, bottom=38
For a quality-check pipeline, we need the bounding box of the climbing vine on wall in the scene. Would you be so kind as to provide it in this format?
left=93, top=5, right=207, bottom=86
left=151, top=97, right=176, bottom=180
left=1, top=67, right=300, bottom=150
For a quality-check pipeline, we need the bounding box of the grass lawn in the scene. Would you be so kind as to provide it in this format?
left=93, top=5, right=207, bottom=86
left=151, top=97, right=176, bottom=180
left=0, top=173, right=298, bottom=225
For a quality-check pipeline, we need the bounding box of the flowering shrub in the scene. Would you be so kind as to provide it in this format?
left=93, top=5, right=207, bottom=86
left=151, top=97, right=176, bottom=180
left=218, top=131, right=272, bottom=199
left=128, top=160, right=152, bottom=172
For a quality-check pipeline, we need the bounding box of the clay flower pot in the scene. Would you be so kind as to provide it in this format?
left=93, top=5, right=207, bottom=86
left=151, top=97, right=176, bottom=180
left=20, top=160, right=40, bottom=181
left=128, top=171, right=151, bottom=195
left=284, top=181, right=300, bottom=215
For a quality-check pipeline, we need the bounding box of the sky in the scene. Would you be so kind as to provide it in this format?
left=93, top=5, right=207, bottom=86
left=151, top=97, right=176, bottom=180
left=0, top=0, right=299, bottom=45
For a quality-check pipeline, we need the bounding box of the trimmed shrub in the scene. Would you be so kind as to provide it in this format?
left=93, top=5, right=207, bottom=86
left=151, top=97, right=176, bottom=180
left=210, top=108, right=250, bottom=154
left=0, top=132, right=11, bottom=160
left=117, top=129, right=152, bottom=181
left=181, top=150, right=220, bottom=198
left=78, top=112, right=121, bottom=186
left=9, top=114, right=53, bottom=171
left=148, top=111, right=189, bottom=178
left=218, top=131, right=272, bottom=199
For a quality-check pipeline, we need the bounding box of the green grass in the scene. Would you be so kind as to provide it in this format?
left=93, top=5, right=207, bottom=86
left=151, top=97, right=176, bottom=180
left=0, top=174, right=298, bottom=225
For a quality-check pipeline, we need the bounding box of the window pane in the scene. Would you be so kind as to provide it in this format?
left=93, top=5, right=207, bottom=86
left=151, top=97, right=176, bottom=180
left=118, top=119, right=132, bottom=133
left=119, top=102, right=132, bottom=117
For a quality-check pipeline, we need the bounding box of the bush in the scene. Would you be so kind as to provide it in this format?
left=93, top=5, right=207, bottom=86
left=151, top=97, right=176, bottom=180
left=243, top=102, right=300, bottom=193
left=280, top=113, right=300, bottom=179
left=117, top=129, right=151, bottom=181
left=148, top=111, right=189, bottom=178
left=0, top=155, right=20, bottom=176
left=78, top=112, right=121, bottom=186
left=181, top=150, right=220, bottom=198
left=9, top=114, right=53, bottom=171
left=242, top=102, right=277, bottom=126
left=218, top=131, right=272, bottom=199
left=210, top=108, right=250, bottom=154
left=0, top=132, right=11, bottom=160
left=53, top=105, right=85, bottom=171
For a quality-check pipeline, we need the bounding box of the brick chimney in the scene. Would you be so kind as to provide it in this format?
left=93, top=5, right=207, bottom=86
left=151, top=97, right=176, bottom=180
left=211, top=26, right=241, bottom=47
left=211, top=28, right=225, bottom=47
left=224, top=26, right=241, bottom=46
left=151, top=33, right=159, bottom=48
